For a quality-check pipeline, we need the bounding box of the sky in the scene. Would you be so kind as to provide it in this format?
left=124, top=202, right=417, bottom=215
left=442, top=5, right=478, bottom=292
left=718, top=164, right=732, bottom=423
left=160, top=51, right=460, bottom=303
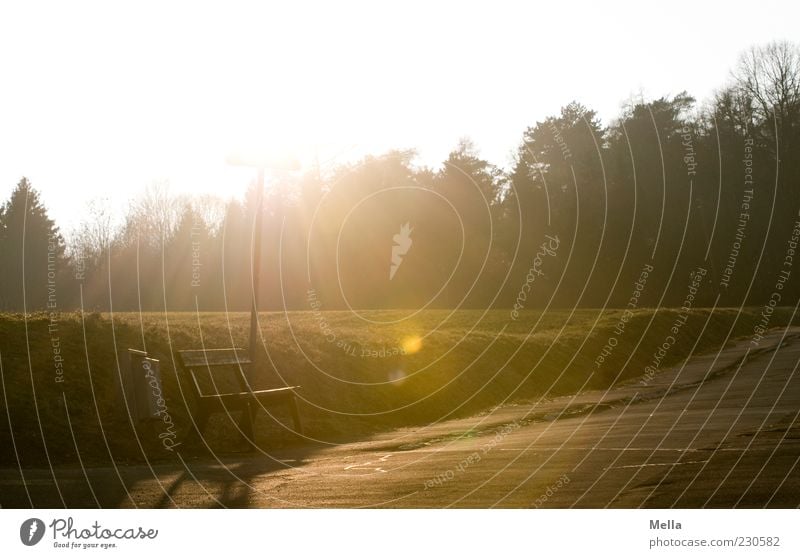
left=0, top=0, right=797, bottom=231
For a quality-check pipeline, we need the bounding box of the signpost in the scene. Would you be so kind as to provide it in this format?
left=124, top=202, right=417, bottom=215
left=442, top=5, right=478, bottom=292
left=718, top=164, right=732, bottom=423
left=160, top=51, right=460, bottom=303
left=249, top=167, right=265, bottom=365
left=226, top=152, right=300, bottom=374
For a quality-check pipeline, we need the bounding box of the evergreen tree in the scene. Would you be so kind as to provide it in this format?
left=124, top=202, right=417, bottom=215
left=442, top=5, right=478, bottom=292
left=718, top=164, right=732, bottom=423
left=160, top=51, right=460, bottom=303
left=0, top=178, right=67, bottom=311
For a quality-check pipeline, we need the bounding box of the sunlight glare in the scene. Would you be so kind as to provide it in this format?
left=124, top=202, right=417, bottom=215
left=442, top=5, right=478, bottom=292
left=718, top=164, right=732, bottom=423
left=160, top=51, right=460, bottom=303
left=402, top=336, right=423, bottom=355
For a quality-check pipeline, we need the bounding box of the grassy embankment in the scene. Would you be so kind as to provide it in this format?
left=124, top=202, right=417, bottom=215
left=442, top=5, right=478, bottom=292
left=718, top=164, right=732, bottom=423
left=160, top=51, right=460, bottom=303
left=1, top=307, right=795, bottom=466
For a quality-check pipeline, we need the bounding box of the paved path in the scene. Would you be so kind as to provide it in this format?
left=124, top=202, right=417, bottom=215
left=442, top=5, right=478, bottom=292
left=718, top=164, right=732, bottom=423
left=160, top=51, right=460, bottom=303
left=3, top=329, right=800, bottom=508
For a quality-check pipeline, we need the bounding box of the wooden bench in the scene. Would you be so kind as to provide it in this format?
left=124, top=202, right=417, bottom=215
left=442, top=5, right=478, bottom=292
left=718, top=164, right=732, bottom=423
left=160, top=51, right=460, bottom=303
left=176, top=348, right=302, bottom=446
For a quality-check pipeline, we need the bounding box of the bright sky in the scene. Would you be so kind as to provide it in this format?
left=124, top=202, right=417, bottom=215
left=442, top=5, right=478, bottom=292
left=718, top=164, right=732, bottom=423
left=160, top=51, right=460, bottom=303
left=0, top=0, right=797, bottom=231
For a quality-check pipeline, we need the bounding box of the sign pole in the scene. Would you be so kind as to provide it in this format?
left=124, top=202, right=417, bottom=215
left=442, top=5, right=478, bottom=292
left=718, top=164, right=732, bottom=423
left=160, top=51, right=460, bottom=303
left=248, top=167, right=265, bottom=373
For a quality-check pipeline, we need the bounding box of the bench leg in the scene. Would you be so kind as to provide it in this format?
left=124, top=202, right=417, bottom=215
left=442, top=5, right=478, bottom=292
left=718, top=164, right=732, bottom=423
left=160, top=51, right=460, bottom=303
left=287, top=395, right=303, bottom=435
left=237, top=403, right=256, bottom=449
left=183, top=408, right=210, bottom=448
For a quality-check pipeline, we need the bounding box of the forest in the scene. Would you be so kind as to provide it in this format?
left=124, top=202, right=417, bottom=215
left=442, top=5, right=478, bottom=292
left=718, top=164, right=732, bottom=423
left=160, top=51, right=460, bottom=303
left=1, top=41, right=799, bottom=313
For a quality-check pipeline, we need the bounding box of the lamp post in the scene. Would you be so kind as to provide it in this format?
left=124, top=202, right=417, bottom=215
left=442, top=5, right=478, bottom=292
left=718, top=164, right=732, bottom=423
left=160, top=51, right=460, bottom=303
left=249, top=166, right=265, bottom=364
left=227, top=152, right=300, bottom=368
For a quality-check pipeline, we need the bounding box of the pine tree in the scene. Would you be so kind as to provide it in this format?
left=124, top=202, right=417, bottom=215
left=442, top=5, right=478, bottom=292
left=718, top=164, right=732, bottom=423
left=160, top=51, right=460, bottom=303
left=0, top=178, right=66, bottom=311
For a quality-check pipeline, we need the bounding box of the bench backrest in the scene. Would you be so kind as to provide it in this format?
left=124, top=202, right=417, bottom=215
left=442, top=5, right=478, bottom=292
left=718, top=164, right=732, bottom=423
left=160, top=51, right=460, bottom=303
left=176, top=348, right=252, bottom=397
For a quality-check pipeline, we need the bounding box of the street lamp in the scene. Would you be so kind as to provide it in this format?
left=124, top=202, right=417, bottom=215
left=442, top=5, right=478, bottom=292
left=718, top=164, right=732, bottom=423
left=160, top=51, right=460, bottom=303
left=226, top=152, right=300, bottom=369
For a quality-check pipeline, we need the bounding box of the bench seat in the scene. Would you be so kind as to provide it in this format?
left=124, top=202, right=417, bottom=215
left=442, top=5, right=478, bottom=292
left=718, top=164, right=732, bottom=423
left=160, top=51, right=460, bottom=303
left=176, top=348, right=302, bottom=447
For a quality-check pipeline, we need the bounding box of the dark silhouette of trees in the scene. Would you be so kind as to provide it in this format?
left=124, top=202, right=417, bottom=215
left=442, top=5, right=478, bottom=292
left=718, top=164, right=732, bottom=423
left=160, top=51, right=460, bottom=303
left=0, top=178, right=67, bottom=311
left=2, top=41, right=800, bottom=313
left=733, top=41, right=800, bottom=148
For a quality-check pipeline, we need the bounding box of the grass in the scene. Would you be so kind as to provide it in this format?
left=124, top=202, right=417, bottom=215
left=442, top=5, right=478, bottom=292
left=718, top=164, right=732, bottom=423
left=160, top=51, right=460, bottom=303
left=1, top=307, right=797, bottom=466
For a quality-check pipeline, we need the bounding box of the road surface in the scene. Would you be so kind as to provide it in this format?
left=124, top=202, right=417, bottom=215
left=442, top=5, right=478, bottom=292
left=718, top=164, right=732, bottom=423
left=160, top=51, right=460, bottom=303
left=2, top=328, right=800, bottom=508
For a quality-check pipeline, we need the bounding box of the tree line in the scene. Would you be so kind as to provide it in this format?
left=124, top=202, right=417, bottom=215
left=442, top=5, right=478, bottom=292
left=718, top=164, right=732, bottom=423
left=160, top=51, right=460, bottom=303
left=2, top=41, right=799, bottom=313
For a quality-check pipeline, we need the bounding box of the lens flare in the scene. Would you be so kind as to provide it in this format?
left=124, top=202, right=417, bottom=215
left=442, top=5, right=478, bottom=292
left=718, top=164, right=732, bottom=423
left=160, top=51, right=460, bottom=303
left=402, top=335, right=423, bottom=354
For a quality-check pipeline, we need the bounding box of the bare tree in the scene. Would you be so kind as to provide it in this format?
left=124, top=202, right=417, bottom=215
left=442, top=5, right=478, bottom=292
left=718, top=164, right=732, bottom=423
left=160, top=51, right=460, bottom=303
left=122, top=181, right=184, bottom=248
left=733, top=41, right=800, bottom=129
left=191, top=194, right=227, bottom=234
left=69, top=198, right=115, bottom=266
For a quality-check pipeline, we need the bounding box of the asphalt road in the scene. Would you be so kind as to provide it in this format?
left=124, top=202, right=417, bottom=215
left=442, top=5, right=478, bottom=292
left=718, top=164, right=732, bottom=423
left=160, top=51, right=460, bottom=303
left=3, top=328, right=800, bottom=508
